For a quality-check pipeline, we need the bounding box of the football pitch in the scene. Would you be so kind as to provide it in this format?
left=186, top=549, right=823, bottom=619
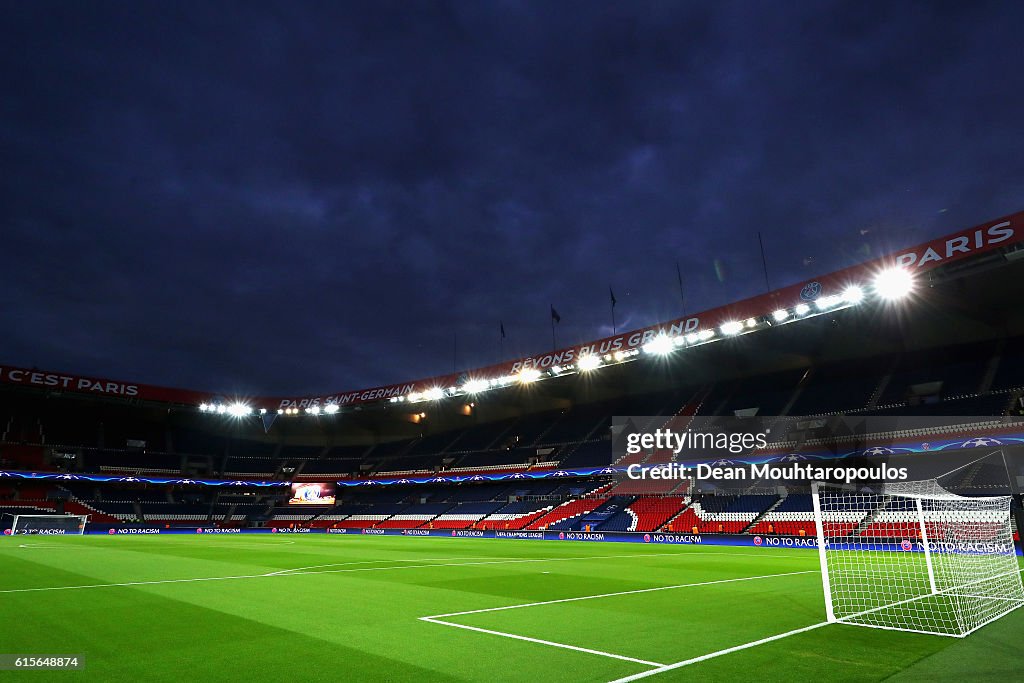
left=1, top=535, right=1021, bottom=681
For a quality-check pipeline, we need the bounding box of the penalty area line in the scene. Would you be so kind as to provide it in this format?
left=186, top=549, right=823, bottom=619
left=420, top=617, right=666, bottom=667
left=419, top=569, right=818, bottom=669
left=605, top=621, right=831, bottom=683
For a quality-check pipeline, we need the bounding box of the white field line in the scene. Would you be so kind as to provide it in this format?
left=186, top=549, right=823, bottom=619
left=604, top=567, right=1024, bottom=681
left=605, top=621, right=832, bottom=682
left=420, top=616, right=667, bottom=667
left=423, top=569, right=818, bottom=619
left=265, top=549, right=805, bottom=576
left=419, top=570, right=818, bottom=669
left=264, top=556, right=527, bottom=575
left=0, top=551, right=730, bottom=594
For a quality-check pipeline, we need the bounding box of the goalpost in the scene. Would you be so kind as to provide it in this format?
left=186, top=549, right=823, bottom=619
left=812, top=477, right=1024, bottom=637
left=5, top=514, right=89, bottom=536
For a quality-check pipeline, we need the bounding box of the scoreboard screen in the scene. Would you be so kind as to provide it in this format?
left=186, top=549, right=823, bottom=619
left=288, top=482, right=336, bottom=505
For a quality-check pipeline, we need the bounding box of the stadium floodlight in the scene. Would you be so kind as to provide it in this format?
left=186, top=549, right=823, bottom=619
left=643, top=334, right=674, bottom=356
left=720, top=321, right=743, bottom=336
left=794, top=303, right=811, bottom=316
left=518, top=368, right=541, bottom=383
left=578, top=354, right=601, bottom=371
left=673, top=336, right=686, bottom=347
left=843, top=285, right=865, bottom=304
left=874, top=267, right=915, bottom=300
left=323, top=403, right=339, bottom=414
left=685, top=332, right=700, bottom=344
left=613, top=350, right=626, bottom=362
left=462, top=378, right=490, bottom=394
left=745, top=318, right=757, bottom=328
left=227, top=402, right=250, bottom=417
left=215, top=404, right=226, bottom=414
left=424, top=387, right=446, bottom=401
left=406, top=392, right=422, bottom=402
left=307, top=405, right=320, bottom=415
left=773, top=309, right=790, bottom=322
left=699, top=329, right=715, bottom=341
left=199, top=403, right=210, bottom=412
left=813, top=477, right=1024, bottom=637
left=815, top=294, right=842, bottom=310
left=550, top=365, right=562, bottom=375
left=277, top=408, right=284, bottom=414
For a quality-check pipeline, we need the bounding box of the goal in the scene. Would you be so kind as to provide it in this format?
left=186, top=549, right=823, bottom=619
left=812, top=479, right=1024, bottom=637
left=5, top=514, right=88, bottom=536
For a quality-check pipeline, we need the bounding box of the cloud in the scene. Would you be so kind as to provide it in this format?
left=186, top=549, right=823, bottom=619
left=1, top=1, right=1023, bottom=393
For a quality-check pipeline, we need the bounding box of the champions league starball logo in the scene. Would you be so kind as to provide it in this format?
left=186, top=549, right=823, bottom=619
left=800, top=281, right=822, bottom=301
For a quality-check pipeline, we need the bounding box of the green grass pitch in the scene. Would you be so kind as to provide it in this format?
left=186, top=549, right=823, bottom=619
left=1, top=535, right=1021, bottom=681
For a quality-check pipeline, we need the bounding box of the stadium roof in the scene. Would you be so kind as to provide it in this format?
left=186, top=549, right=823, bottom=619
left=2, top=209, right=1023, bottom=419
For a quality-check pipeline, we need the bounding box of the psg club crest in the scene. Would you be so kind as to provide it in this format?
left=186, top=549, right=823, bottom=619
left=3, top=529, right=10, bottom=535
left=799, top=281, right=822, bottom=301
left=753, top=536, right=763, bottom=546
left=643, top=534, right=651, bottom=543
left=558, top=532, right=565, bottom=540
left=901, top=539, right=913, bottom=551
left=108, top=528, right=116, bottom=535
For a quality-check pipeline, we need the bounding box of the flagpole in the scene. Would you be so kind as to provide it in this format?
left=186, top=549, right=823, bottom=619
left=550, top=304, right=557, bottom=351
left=757, top=232, right=771, bottom=292
left=609, top=285, right=617, bottom=335
left=675, top=260, right=687, bottom=317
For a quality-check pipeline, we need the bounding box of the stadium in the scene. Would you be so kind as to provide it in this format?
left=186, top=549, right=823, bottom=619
left=2, top=209, right=1024, bottom=680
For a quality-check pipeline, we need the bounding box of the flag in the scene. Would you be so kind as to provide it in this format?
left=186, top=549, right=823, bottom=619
left=609, top=286, right=617, bottom=308
left=500, top=321, right=506, bottom=338
left=550, top=305, right=561, bottom=324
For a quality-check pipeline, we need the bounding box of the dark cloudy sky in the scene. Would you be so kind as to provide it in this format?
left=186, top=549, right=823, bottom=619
left=2, top=1, right=1023, bottom=396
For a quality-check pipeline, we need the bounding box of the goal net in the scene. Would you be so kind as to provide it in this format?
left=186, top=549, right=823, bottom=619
left=6, top=514, right=88, bottom=536
left=812, top=479, right=1024, bottom=637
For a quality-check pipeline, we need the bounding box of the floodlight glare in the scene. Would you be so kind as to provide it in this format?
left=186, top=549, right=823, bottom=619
left=424, top=387, right=446, bottom=401
left=873, top=267, right=915, bottom=300
left=772, top=309, right=790, bottom=322
left=794, top=303, right=811, bottom=316
left=199, top=403, right=210, bottom=412
left=518, top=368, right=542, bottom=383
left=578, top=354, right=601, bottom=371
left=324, top=403, right=339, bottom=414
left=550, top=365, right=563, bottom=375
left=227, top=402, right=250, bottom=417
left=643, top=334, right=674, bottom=356
left=307, top=405, right=320, bottom=415
left=613, top=350, right=626, bottom=362
left=745, top=318, right=757, bottom=328
left=815, top=295, right=842, bottom=310
left=699, top=329, right=715, bottom=341
left=462, top=379, right=489, bottom=394
left=842, top=285, right=865, bottom=304
left=720, top=321, right=743, bottom=336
